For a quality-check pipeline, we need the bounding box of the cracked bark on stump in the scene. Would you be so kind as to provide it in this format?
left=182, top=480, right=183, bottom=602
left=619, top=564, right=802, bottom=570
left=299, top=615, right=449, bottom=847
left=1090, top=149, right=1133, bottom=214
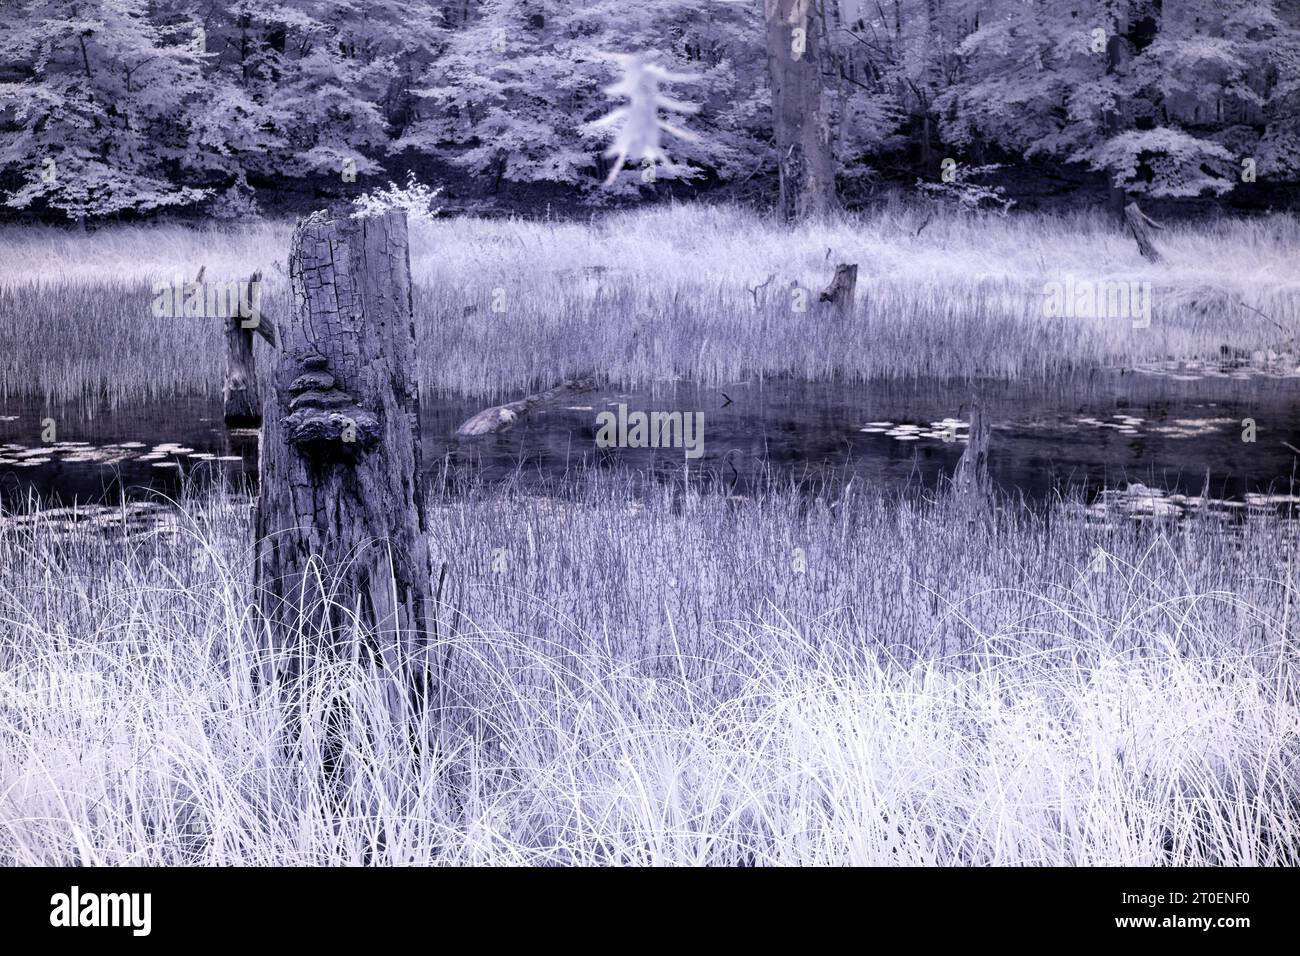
left=254, top=209, right=433, bottom=705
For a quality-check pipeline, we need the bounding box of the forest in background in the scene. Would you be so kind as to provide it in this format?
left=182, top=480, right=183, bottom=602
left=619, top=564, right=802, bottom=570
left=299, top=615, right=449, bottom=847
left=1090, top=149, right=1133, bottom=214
left=1, top=0, right=1298, bottom=222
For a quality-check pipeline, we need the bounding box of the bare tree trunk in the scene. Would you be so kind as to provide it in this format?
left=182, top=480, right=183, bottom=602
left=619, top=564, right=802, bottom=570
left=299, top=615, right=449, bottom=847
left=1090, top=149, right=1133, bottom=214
left=921, top=0, right=940, bottom=173
left=255, top=209, right=434, bottom=712
left=765, top=0, right=837, bottom=221
left=1103, top=30, right=1130, bottom=223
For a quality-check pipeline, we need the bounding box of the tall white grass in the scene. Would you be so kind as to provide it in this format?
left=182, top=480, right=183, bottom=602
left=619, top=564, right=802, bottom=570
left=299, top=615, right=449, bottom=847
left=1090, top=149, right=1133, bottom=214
left=1, top=203, right=1296, bottom=404
left=1, top=486, right=1295, bottom=865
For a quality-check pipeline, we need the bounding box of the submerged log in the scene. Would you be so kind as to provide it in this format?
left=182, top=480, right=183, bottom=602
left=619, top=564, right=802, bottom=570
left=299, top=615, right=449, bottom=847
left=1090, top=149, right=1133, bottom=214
left=255, top=209, right=434, bottom=702
left=1124, top=202, right=1164, bottom=264
left=456, top=376, right=599, bottom=437
left=819, top=262, right=858, bottom=315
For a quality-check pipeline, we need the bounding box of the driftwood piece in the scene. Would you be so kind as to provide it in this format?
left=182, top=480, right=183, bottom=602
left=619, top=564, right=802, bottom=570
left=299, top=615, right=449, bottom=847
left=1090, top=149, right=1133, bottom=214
left=952, top=404, right=991, bottom=501
left=456, top=376, right=599, bottom=437
left=255, top=209, right=434, bottom=706
left=819, top=262, right=858, bottom=315
left=1124, top=202, right=1163, bottom=264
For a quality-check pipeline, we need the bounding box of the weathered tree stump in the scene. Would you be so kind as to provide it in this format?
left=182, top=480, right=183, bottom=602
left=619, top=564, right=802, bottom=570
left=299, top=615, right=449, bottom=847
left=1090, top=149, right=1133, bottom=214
left=254, top=209, right=434, bottom=706
left=222, top=270, right=263, bottom=427
left=1124, top=202, right=1163, bottom=263
left=953, top=404, right=991, bottom=502
left=819, top=263, right=858, bottom=316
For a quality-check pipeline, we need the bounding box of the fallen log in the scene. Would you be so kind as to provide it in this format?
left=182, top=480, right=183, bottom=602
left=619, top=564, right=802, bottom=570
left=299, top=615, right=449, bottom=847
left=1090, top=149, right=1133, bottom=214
left=456, top=376, right=600, bottom=437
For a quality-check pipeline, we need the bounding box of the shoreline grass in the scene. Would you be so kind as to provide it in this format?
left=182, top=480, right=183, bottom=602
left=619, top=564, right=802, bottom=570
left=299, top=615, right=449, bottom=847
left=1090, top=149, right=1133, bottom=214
left=2, top=203, right=1297, bottom=405
left=1, top=481, right=1295, bottom=865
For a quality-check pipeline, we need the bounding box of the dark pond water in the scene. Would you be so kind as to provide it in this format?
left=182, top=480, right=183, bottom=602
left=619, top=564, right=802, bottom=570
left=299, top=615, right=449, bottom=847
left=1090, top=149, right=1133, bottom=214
left=3, top=366, right=1300, bottom=524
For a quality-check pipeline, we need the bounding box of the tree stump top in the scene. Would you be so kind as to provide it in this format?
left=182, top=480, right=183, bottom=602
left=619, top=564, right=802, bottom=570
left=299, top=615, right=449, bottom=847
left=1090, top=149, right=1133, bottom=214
left=284, top=210, right=414, bottom=461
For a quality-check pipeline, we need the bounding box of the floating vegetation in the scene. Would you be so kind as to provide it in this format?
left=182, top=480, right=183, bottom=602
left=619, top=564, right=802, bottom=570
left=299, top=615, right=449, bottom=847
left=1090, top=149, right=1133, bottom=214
left=1133, top=355, right=1300, bottom=381
left=861, top=417, right=969, bottom=443
left=0, top=499, right=182, bottom=538
left=0, top=436, right=244, bottom=472
left=1082, top=482, right=1300, bottom=523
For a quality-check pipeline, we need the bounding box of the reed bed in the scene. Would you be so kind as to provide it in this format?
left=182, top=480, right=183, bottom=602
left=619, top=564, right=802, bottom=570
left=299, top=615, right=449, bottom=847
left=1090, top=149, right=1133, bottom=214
left=1, top=203, right=1296, bottom=405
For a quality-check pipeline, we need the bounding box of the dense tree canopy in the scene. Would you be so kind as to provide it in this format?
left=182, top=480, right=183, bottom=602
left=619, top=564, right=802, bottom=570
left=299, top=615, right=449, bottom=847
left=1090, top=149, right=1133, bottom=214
left=0, top=0, right=1296, bottom=220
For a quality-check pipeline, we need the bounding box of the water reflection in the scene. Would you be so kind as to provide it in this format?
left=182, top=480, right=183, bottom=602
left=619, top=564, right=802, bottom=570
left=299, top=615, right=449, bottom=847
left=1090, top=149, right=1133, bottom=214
left=1, top=370, right=1298, bottom=522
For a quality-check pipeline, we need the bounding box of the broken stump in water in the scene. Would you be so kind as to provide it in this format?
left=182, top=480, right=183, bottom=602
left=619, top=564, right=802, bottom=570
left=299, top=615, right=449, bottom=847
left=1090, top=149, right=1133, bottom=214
left=254, top=209, right=434, bottom=702
left=952, top=404, right=991, bottom=502
left=222, top=270, right=264, bottom=427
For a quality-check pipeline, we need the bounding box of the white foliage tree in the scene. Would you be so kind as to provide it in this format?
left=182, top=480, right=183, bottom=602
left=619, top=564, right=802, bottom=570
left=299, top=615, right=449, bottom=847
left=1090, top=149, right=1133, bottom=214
left=0, top=0, right=212, bottom=222
left=587, top=53, right=699, bottom=186
left=393, top=0, right=767, bottom=196
left=350, top=170, right=443, bottom=222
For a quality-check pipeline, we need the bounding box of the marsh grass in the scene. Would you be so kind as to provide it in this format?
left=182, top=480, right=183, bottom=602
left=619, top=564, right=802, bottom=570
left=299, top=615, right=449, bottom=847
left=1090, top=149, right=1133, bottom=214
left=4, top=201, right=1297, bottom=866
left=2, top=203, right=1297, bottom=405
left=1, top=479, right=1296, bottom=865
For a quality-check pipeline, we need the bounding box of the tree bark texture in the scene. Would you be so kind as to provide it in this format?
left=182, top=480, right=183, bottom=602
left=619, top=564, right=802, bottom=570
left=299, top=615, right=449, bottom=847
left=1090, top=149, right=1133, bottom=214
left=765, top=0, right=837, bottom=221
left=254, top=209, right=434, bottom=699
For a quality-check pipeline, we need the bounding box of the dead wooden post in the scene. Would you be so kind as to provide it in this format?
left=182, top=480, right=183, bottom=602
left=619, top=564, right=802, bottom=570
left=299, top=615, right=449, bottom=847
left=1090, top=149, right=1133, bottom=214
left=1124, top=202, right=1163, bottom=263
left=223, top=270, right=263, bottom=427
left=819, top=263, right=858, bottom=316
left=254, top=209, right=434, bottom=706
left=953, top=404, right=991, bottom=502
